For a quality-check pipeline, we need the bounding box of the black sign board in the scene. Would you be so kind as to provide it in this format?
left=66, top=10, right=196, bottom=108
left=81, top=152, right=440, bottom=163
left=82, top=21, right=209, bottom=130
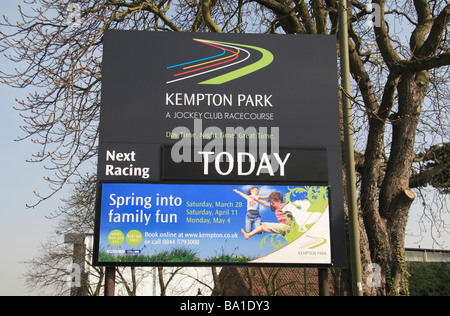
left=94, top=31, right=347, bottom=268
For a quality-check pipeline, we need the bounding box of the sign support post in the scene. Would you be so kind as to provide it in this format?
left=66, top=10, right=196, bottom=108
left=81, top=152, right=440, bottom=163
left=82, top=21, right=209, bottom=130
left=105, top=266, right=116, bottom=296
left=318, top=268, right=330, bottom=296
left=338, top=0, right=364, bottom=296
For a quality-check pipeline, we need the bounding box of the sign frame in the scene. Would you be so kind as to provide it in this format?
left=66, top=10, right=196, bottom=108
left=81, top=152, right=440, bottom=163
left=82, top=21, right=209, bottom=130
left=93, top=30, right=348, bottom=269
left=93, top=180, right=338, bottom=268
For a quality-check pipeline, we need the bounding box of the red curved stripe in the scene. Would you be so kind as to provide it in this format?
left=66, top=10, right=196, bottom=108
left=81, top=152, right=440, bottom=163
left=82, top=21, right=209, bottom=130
left=195, top=39, right=236, bottom=54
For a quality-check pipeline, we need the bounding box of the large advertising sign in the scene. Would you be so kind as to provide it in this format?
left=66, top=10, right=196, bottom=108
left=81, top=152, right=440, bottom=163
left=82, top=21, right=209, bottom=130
left=97, top=183, right=331, bottom=265
left=93, top=31, right=347, bottom=268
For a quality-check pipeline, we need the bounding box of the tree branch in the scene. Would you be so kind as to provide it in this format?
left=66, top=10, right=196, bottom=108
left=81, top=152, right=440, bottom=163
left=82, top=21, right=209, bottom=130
left=201, top=0, right=222, bottom=32
left=253, top=0, right=304, bottom=33
left=401, top=52, right=450, bottom=72
left=410, top=0, right=433, bottom=55
left=417, top=4, right=450, bottom=57
left=372, top=0, right=402, bottom=68
left=294, top=0, right=317, bottom=34
left=348, top=39, right=379, bottom=113
left=311, top=0, right=328, bottom=34
left=109, top=0, right=181, bottom=31
left=253, top=0, right=292, bottom=15
left=410, top=143, right=450, bottom=191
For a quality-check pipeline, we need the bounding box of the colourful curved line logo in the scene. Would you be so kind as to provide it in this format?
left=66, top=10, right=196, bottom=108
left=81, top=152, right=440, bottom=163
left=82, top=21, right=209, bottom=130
left=166, top=38, right=274, bottom=85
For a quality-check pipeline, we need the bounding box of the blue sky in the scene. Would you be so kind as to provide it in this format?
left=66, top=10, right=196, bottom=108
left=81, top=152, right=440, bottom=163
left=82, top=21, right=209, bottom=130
left=0, top=56, right=64, bottom=294
left=0, top=0, right=72, bottom=295
left=0, top=0, right=448, bottom=296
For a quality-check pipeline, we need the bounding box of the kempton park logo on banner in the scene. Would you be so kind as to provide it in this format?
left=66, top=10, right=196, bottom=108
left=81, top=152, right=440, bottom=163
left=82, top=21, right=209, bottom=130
left=166, top=38, right=274, bottom=85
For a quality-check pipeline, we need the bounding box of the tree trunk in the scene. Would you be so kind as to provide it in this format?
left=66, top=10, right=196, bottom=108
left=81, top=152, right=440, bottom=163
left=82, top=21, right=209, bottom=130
left=371, top=71, right=429, bottom=295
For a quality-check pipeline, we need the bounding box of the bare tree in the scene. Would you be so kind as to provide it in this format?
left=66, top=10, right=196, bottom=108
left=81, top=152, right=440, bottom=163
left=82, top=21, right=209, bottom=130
left=2, top=0, right=449, bottom=295
left=22, top=174, right=156, bottom=296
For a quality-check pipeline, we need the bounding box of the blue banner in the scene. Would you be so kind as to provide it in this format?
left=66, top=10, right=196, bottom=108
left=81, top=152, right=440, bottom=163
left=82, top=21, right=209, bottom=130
left=96, top=183, right=331, bottom=265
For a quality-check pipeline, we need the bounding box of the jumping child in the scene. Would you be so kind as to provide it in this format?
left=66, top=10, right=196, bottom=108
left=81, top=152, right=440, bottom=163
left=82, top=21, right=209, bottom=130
left=233, top=187, right=268, bottom=233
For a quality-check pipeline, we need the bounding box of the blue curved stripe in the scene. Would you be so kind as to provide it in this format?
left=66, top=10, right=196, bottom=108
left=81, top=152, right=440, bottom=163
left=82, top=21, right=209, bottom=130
left=167, top=49, right=226, bottom=69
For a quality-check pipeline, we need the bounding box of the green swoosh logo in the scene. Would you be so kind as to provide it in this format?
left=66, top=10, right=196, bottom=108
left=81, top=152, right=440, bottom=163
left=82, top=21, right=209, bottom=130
left=194, top=39, right=274, bottom=85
